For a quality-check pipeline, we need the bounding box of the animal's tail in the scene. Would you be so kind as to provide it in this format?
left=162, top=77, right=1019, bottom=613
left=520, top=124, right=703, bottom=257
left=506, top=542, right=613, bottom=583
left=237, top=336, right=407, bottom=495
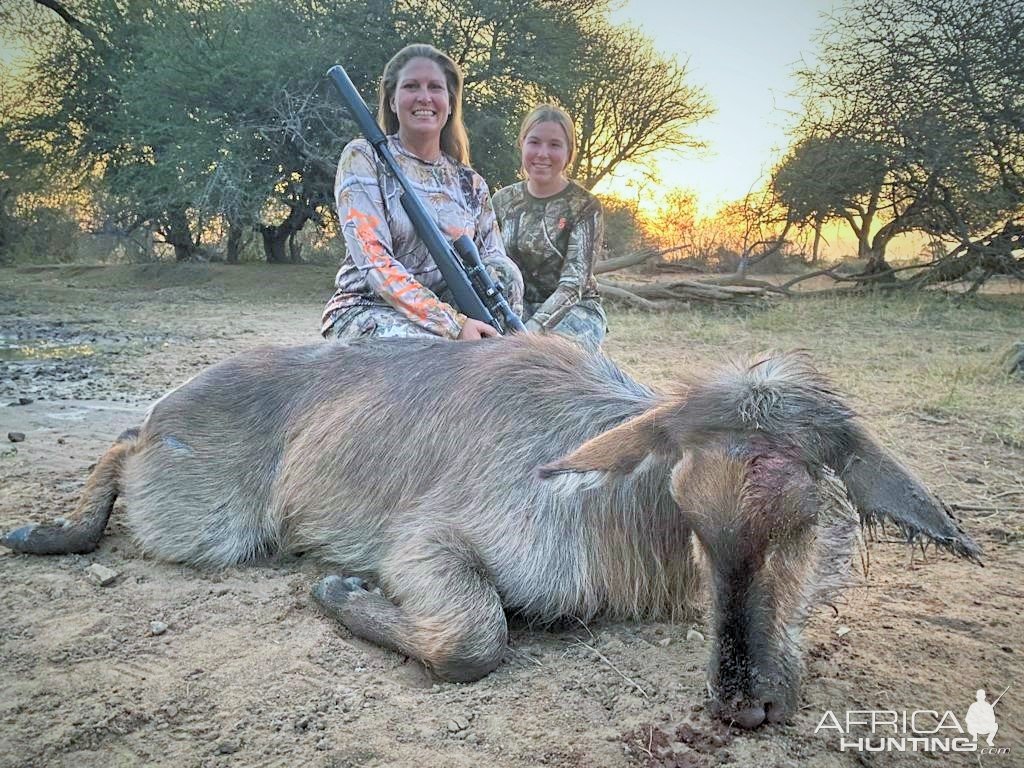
left=1, top=428, right=140, bottom=555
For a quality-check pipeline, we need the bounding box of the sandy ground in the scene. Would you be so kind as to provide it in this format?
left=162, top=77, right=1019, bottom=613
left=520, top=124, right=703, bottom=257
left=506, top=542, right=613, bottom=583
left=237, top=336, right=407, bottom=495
left=1, top=264, right=1021, bottom=768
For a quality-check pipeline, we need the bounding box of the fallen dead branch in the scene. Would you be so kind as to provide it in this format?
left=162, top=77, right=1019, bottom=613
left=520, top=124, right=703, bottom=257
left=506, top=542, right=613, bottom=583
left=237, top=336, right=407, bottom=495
left=597, top=276, right=773, bottom=307
left=594, top=245, right=685, bottom=275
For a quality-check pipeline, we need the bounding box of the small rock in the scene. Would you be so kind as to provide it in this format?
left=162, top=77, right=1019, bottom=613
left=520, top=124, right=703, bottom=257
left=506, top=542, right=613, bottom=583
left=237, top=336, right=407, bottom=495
left=465, top=733, right=479, bottom=744
left=447, top=716, right=470, bottom=733
left=658, top=638, right=671, bottom=647
left=150, top=621, right=168, bottom=636
left=17, top=397, right=34, bottom=406
left=686, top=629, right=705, bottom=643
left=316, top=738, right=330, bottom=751
left=85, top=563, right=119, bottom=586
left=7, top=432, right=25, bottom=443
left=215, top=739, right=240, bottom=754
left=164, top=705, right=178, bottom=718
left=836, top=625, right=851, bottom=637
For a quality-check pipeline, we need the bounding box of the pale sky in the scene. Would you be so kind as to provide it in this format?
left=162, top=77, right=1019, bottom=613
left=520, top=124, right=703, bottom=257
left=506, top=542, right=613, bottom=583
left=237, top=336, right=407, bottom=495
left=603, top=0, right=840, bottom=216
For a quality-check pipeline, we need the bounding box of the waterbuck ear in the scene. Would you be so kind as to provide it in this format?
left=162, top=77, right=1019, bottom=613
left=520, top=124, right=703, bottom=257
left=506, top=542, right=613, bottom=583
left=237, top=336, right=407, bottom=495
left=537, top=404, right=677, bottom=478
left=840, top=424, right=983, bottom=563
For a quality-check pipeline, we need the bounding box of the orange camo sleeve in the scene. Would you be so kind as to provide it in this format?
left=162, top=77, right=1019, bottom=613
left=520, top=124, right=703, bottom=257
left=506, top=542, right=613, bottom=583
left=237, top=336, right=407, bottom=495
left=344, top=207, right=462, bottom=335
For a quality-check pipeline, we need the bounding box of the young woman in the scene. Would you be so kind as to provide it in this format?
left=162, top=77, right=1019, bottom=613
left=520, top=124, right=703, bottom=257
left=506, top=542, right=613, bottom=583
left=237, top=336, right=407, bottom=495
left=321, top=45, right=523, bottom=342
left=492, top=105, right=606, bottom=347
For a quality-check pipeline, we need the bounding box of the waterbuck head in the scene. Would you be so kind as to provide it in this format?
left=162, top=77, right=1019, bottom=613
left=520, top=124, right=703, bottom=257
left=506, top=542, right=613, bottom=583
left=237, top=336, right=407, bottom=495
left=539, top=353, right=981, bottom=729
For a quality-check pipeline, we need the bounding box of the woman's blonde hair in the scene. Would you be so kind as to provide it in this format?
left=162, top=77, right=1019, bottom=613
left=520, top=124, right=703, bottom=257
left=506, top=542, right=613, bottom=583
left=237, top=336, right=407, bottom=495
left=517, top=104, right=577, bottom=171
left=377, top=44, right=470, bottom=165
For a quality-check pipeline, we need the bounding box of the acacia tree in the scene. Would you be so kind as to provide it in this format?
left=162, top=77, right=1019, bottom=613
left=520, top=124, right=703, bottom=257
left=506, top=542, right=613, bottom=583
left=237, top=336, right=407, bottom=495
left=0, top=81, right=41, bottom=260
left=6, top=0, right=214, bottom=260
left=10, top=0, right=379, bottom=262
left=779, top=0, right=1024, bottom=280
left=773, top=135, right=891, bottom=265
left=8, top=0, right=713, bottom=262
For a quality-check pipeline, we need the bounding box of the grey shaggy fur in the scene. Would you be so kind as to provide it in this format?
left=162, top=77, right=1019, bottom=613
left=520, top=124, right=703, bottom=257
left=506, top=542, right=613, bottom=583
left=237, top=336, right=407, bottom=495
left=1, top=333, right=981, bottom=728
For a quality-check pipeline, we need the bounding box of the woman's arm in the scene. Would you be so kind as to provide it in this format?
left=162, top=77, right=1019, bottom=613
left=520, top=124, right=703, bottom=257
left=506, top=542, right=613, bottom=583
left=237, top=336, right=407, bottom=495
left=528, top=197, right=603, bottom=331
left=474, top=180, right=524, bottom=317
left=336, top=142, right=466, bottom=338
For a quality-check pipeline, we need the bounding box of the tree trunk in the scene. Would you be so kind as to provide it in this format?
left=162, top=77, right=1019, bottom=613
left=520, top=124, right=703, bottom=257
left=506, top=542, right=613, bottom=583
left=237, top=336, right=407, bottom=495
left=856, top=233, right=871, bottom=260
left=0, top=188, right=14, bottom=262
left=858, top=247, right=896, bottom=283
left=288, top=230, right=303, bottom=263
left=261, top=226, right=289, bottom=263
left=260, top=207, right=308, bottom=263
left=810, top=218, right=822, bottom=264
left=226, top=222, right=244, bottom=264
left=166, top=208, right=196, bottom=262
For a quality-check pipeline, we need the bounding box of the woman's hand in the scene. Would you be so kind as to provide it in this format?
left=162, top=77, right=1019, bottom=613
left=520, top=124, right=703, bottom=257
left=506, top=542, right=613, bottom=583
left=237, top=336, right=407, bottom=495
left=457, top=318, right=500, bottom=341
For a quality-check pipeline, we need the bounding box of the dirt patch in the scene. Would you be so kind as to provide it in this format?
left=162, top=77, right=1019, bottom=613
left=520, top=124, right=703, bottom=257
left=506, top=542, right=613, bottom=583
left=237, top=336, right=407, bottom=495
left=1, top=266, right=1021, bottom=768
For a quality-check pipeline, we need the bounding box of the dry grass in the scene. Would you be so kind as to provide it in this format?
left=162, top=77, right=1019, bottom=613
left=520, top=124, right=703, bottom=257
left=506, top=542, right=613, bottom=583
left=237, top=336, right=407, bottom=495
left=605, top=290, right=1024, bottom=537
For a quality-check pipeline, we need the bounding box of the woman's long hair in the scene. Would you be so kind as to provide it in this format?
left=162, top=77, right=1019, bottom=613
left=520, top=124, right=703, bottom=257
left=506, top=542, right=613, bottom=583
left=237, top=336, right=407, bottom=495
left=377, top=44, right=470, bottom=165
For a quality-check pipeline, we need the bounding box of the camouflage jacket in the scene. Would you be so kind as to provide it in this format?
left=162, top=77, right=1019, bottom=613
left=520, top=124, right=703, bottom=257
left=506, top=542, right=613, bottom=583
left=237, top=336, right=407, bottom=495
left=322, top=136, right=508, bottom=338
left=492, top=180, right=603, bottom=331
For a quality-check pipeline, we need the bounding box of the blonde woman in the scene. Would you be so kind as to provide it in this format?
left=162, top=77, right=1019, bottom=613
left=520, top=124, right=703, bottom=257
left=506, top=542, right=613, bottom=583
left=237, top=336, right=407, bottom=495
left=492, top=105, right=606, bottom=346
left=321, top=44, right=523, bottom=341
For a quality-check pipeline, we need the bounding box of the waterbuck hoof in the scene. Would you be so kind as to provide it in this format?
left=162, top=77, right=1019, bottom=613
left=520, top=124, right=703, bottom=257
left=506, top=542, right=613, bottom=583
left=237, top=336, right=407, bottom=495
left=1, top=523, right=39, bottom=551
left=311, top=575, right=372, bottom=611
left=0, top=521, right=101, bottom=555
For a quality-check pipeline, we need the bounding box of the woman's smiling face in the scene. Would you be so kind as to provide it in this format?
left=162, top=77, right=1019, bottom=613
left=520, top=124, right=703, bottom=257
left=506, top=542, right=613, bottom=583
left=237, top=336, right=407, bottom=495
left=522, top=120, right=570, bottom=186
left=391, top=57, right=450, bottom=140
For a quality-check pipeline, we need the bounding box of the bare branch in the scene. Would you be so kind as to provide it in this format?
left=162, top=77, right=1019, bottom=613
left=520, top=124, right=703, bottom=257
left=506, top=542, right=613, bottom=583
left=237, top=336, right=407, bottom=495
left=30, top=0, right=103, bottom=48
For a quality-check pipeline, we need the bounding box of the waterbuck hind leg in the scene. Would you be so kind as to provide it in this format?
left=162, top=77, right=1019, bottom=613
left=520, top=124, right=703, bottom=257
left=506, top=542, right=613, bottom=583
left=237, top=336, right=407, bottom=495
left=1, top=430, right=139, bottom=555
left=313, top=526, right=508, bottom=683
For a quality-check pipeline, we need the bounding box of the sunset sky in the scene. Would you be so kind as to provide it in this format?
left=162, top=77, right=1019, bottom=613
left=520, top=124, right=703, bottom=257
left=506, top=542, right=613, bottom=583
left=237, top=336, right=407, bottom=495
left=604, top=0, right=840, bottom=216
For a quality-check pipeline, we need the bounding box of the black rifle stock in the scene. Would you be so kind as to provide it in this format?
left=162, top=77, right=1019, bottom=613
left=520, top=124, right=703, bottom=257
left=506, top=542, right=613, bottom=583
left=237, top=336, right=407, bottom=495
left=326, top=65, right=525, bottom=334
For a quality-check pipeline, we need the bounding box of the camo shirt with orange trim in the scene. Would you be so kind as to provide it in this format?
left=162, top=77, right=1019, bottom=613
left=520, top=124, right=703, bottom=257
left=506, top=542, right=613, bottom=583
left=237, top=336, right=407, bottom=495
left=321, top=136, right=508, bottom=339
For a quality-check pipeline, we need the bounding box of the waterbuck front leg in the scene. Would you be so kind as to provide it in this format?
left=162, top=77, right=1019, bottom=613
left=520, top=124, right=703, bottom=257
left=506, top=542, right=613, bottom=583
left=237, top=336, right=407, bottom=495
left=312, top=525, right=508, bottom=683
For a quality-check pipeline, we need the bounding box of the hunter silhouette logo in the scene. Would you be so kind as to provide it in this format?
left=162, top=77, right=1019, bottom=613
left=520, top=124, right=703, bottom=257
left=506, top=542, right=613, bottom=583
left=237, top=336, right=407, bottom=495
left=815, top=685, right=1011, bottom=755
left=965, top=687, right=1007, bottom=747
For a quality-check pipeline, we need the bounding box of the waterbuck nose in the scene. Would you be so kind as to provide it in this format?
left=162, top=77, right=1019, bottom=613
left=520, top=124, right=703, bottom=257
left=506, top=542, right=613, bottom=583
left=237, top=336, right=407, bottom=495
left=765, top=701, right=787, bottom=724
left=732, top=704, right=766, bottom=729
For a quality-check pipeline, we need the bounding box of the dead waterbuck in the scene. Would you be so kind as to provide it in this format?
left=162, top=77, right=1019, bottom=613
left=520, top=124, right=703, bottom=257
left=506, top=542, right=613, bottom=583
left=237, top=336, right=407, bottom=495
left=1, top=333, right=981, bottom=728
